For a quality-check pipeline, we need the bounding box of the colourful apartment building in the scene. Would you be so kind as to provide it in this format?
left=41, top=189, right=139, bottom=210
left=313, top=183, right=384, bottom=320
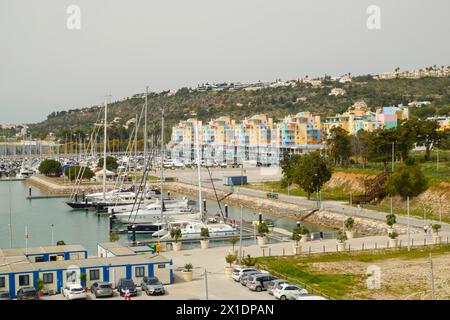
left=169, top=104, right=410, bottom=165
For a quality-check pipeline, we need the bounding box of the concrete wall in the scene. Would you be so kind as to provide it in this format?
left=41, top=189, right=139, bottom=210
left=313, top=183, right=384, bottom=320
left=154, top=263, right=171, bottom=284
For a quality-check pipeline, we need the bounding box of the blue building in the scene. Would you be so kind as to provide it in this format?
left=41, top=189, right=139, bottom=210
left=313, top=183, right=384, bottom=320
left=0, top=243, right=173, bottom=298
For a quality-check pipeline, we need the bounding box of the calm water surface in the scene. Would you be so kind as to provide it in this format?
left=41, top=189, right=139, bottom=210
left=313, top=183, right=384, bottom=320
left=0, top=181, right=329, bottom=253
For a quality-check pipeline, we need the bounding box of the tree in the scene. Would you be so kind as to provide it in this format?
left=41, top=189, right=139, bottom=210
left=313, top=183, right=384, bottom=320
left=170, top=228, right=182, bottom=242
left=395, top=120, right=417, bottom=163
left=289, top=151, right=332, bottom=199
left=38, top=159, right=62, bottom=176
left=97, top=156, right=119, bottom=171
left=64, top=166, right=94, bottom=181
left=327, top=127, right=352, bottom=166
left=385, top=213, right=397, bottom=227
left=414, top=120, right=441, bottom=161
left=344, top=217, right=355, bottom=231
left=385, top=163, right=428, bottom=200
left=56, top=240, right=66, bottom=246
left=365, top=129, right=398, bottom=171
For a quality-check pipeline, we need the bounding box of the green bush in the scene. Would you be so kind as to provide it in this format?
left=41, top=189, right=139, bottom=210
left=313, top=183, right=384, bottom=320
left=64, top=166, right=94, bottom=181
left=38, top=159, right=62, bottom=176
left=344, top=217, right=355, bottom=231
left=170, top=228, right=182, bottom=242
left=98, top=156, right=119, bottom=171
left=200, top=227, right=210, bottom=238
left=386, top=214, right=397, bottom=227
left=257, top=222, right=269, bottom=237
left=225, top=254, right=237, bottom=267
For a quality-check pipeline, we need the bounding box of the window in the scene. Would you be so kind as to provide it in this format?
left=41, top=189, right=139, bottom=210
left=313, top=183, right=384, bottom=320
left=66, top=271, right=77, bottom=283
left=89, top=269, right=100, bottom=281
left=43, top=273, right=53, bottom=284
left=34, top=256, right=44, bottom=263
left=19, top=275, right=30, bottom=286
left=135, top=266, right=145, bottom=278
left=0, top=277, right=5, bottom=288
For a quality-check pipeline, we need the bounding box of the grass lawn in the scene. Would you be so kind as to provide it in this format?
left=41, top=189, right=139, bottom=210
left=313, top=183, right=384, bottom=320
left=257, top=244, right=450, bottom=299
left=247, top=181, right=352, bottom=202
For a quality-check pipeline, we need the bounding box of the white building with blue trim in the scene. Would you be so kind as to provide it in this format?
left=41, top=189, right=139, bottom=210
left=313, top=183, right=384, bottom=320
left=0, top=243, right=173, bottom=298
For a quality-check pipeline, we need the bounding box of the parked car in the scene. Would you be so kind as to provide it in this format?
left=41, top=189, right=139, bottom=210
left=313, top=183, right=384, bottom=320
left=141, top=276, right=165, bottom=296
left=17, top=287, right=39, bottom=300
left=117, top=278, right=138, bottom=297
left=273, top=283, right=308, bottom=300
left=0, top=291, right=11, bottom=300
left=296, top=294, right=328, bottom=300
left=240, top=270, right=267, bottom=286
left=90, top=282, right=114, bottom=298
left=62, top=284, right=88, bottom=300
left=267, top=279, right=289, bottom=295
left=246, top=274, right=278, bottom=292
left=231, top=267, right=257, bottom=282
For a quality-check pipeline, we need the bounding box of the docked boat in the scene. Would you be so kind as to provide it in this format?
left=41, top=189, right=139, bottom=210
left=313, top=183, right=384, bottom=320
left=160, top=220, right=238, bottom=239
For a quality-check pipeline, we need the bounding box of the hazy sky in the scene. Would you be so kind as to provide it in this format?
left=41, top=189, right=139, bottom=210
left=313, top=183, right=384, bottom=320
left=1, top=0, right=449, bottom=124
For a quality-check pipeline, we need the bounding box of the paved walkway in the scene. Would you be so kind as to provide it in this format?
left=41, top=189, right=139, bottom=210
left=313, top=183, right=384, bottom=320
left=159, top=168, right=450, bottom=232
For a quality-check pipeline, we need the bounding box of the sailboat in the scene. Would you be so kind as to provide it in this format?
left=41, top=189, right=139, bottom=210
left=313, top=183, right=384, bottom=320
left=157, top=120, right=238, bottom=239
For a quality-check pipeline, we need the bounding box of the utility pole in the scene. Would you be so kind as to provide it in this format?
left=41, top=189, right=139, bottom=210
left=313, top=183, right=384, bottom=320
left=436, top=147, right=439, bottom=173
left=407, top=196, right=411, bottom=251
left=391, top=142, right=395, bottom=172
left=429, top=253, right=436, bottom=300
left=204, top=268, right=209, bottom=300
left=160, top=109, right=165, bottom=223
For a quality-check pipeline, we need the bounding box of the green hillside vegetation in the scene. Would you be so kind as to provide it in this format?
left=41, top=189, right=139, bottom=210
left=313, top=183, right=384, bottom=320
left=28, top=75, right=450, bottom=144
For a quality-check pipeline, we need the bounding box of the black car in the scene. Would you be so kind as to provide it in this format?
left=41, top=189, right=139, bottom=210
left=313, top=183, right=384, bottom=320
left=117, top=278, right=138, bottom=297
left=17, top=287, right=39, bottom=300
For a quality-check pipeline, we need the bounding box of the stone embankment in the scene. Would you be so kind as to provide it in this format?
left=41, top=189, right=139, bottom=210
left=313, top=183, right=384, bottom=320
left=164, top=182, right=418, bottom=236
left=27, top=175, right=128, bottom=195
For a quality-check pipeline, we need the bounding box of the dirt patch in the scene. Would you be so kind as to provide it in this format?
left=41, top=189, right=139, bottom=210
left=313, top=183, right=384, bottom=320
left=324, top=172, right=375, bottom=194
left=309, top=254, right=450, bottom=299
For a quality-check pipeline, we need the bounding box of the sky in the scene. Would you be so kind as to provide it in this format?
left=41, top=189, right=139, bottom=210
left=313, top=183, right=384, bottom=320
left=0, top=0, right=449, bottom=124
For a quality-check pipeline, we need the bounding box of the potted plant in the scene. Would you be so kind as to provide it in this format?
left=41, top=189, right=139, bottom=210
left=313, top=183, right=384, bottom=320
left=336, top=231, right=348, bottom=252
left=299, top=225, right=310, bottom=243
left=170, top=228, right=182, bottom=251
left=228, top=237, right=238, bottom=255
left=386, top=213, right=397, bottom=235
left=225, top=253, right=237, bottom=278
left=257, top=222, right=269, bottom=246
left=200, top=227, right=210, bottom=249
left=388, top=231, right=399, bottom=248
left=182, top=263, right=193, bottom=282
left=344, top=217, right=355, bottom=239
left=36, top=278, right=45, bottom=297
left=292, top=226, right=302, bottom=254
left=431, top=224, right=442, bottom=244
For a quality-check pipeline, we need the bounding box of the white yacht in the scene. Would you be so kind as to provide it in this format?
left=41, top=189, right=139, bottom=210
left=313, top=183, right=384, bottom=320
left=160, top=220, right=238, bottom=240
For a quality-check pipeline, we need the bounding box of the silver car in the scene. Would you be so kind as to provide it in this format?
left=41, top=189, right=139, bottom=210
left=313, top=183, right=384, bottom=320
left=240, top=270, right=264, bottom=286
left=246, top=274, right=278, bottom=292
left=267, top=279, right=289, bottom=295
left=90, top=282, right=114, bottom=298
left=141, top=276, right=165, bottom=295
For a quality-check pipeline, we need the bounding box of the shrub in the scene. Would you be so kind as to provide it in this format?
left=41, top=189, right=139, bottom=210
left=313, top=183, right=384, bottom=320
left=200, top=227, right=210, bottom=238
left=170, top=228, right=182, bottom=242
left=240, top=254, right=257, bottom=267
left=344, top=217, right=355, bottom=231
left=225, top=254, right=237, bottom=267
left=184, top=263, right=193, bottom=272
left=64, top=166, right=94, bottom=181
left=432, top=224, right=442, bottom=234
left=388, top=231, right=399, bottom=239
left=336, top=231, right=348, bottom=243
left=97, top=156, right=119, bottom=171
left=257, top=222, right=269, bottom=237
left=386, top=214, right=397, bottom=227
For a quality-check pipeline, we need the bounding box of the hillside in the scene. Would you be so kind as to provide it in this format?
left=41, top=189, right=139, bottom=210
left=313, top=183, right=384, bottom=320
left=28, top=75, right=450, bottom=140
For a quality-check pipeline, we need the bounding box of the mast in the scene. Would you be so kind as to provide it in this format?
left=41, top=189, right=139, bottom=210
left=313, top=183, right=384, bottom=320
left=160, top=109, right=165, bottom=222
left=144, top=87, right=148, bottom=166
left=195, top=121, right=203, bottom=221
left=103, top=97, right=108, bottom=201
